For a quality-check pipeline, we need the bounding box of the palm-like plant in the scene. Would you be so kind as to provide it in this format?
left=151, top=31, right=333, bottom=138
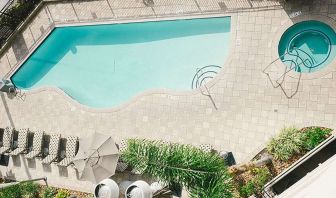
left=121, top=139, right=233, bottom=198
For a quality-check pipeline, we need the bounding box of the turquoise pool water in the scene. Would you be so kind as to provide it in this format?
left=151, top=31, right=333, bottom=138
left=278, top=20, right=336, bottom=73
left=11, top=17, right=231, bottom=108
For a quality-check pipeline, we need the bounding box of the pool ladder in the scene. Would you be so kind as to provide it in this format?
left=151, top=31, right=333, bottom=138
left=263, top=48, right=315, bottom=98
left=191, top=65, right=222, bottom=110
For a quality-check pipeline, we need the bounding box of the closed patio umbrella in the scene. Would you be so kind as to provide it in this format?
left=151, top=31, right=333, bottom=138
left=73, top=133, right=119, bottom=183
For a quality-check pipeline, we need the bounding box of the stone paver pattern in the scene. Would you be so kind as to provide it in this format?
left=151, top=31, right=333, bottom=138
left=0, top=0, right=335, bottom=194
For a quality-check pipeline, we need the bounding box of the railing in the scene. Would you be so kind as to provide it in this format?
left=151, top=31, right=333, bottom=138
left=0, top=0, right=42, bottom=48
left=261, top=188, right=276, bottom=198
left=262, top=47, right=316, bottom=98
left=191, top=65, right=222, bottom=89
left=192, top=65, right=221, bottom=110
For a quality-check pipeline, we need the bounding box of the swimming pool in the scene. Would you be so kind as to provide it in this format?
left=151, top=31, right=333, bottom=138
left=11, top=17, right=231, bottom=108
left=278, top=20, right=336, bottom=73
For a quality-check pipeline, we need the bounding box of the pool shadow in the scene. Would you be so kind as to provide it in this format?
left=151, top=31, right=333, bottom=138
left=0, top=93, right=15, bottom=128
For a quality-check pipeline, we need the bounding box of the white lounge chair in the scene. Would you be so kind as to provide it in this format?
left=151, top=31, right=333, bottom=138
left=42, top=134, right=61, bottom=164
left=25, top=130, right=44, bottom=159
left=0, top=127, right=14, bottom=154
left=58, top=136, right=78, bottom=167
left=10, top=128, right=29, bottom=156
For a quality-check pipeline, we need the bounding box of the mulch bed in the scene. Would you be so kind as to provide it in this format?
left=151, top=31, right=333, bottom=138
left=233, top=126, right=333, bottom=197
left=39, top=185, right=93, bottom=198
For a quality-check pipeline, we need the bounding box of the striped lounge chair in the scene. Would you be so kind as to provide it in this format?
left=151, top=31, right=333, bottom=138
left=10, top=128, right=29, bottom=156
left=0, top=127, right=14, bottom=154
left=42, top=134, right=61, bottom=164
left=25, top=130, right=44, bottom=159
left=58, top=136, right=78, bottom=167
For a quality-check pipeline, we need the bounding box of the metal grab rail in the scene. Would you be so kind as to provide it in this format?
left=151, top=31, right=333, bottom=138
left=262, top=47, right=316, bottom=99
left=191, top=65, right=221, bottom=110
left=191, top=65, right=221, bottom=89
left=287, top=29, right=331, bottom=68
left=0, top=0, right=42, bottom=48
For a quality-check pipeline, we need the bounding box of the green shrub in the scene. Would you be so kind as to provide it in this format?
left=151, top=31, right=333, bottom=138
left=20, top=182, right=40, bottom=198
left=267, top=126, right=304, bottom=161
left=251, top=167, right=272, bottom=191
left=0, top=182, right=39, bottom=198
left=239, top=181, right=256, bottom=198
left=239, top=167, right=272, bottom=198
left=0, top=184, right=21, bottom=198
left=122, top=139, right=234, bottom=198
left=302, top=127, right=332, bottom=150
left=55, top=190, right=70, bottom=198
left=42, top=187, right=57, bottom=198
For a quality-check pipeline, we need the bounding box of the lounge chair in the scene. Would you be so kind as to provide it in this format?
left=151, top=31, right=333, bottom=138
left=10, top=128, right=29, bottom=156
left=42, top=134, right=61, bottom=164
left=0, top=127, right=14, bottom=154
left=58, top=136, right=78, bottom=167
left=116, top=161, right=128, bottom=172
left=25, top=130, right=44, bottom=159
left=198, top=144, right=214, bottom=153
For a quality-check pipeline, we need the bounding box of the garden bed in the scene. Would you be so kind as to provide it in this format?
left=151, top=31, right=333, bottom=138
left=0, top=180, right=93, bottom=198
left=232, top=126, right=333, bottom=198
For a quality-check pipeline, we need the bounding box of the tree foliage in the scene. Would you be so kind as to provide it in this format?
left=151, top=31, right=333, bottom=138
left=122, top=139, right=233, bottom=198
left=0, top=182, right=39, bottom=198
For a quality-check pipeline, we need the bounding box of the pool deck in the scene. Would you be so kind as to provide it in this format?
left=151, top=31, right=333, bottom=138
left=0, top=0, right=335, bottom=194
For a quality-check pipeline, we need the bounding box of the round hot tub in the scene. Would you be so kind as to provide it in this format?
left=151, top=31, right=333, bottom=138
left=278, top=20, right=336, bottom=73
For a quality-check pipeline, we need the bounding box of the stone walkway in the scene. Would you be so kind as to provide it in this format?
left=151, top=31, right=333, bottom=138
left=0, top=0, right=335, bottom=194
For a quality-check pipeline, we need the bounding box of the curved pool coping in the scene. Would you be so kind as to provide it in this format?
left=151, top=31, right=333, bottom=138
left=7, top=13, right=237, bottom=113
left=271, top=14, right=336, bottom=80
left=287, top=29, right=332, bottom=68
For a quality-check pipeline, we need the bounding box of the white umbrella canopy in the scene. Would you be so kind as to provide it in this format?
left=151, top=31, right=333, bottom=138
left=73, top=133, right=120, bottom=183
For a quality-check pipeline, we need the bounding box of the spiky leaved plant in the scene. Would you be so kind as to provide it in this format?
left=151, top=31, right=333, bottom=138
left=121, top=139, right=233, bottom=198
left=267, top=126, right=304, bottom=161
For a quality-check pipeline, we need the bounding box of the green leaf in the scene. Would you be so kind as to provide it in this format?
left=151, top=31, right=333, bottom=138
left=122, top=139, right=233, bottom=198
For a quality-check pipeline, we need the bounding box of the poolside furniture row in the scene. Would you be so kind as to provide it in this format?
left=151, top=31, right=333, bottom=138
left=0, top=127, right=78, bottom=167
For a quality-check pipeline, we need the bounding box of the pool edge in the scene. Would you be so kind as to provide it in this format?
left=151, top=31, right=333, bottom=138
left=271, top=14, right=336, bottom=80
left=6, top=13, right=237, bottom=113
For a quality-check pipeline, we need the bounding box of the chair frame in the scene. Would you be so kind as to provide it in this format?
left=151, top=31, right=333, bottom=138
left=41, top=134, right=61, bottom=165
left=25, top=130, right=44, bottom=159
left=0, top=127, right=14, bottom=154
left=58, top=136, right=78, bottom=167
left=9, top=128, right=29, bottom=156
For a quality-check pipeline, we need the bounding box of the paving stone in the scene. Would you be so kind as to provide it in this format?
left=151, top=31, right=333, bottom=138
left=0, top=0, right=335, bottom=194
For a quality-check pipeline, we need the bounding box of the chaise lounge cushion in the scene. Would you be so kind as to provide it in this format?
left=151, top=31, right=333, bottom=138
left=0, top=147, right=10, bottom=154
left=58, top=136, right=77, bottom=167
left=42, top=134, right=60, bottom=164
left=10, top=147, right=26, bottom=156
left=25, top=151, right=40, bottom=159
left=25, top=130, right=44, bottom=159
left=42, top=154, right=58, bottom=164
left=0, top=127, right=14, bottom=154
left=58, top=157, right=73, bottom=167
left=10, top=128, right=28, bottom=156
